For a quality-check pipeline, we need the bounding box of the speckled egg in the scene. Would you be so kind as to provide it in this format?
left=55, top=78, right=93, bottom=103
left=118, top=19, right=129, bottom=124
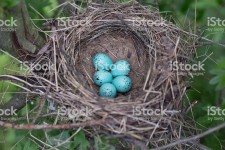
left=93, top=70, right=113, bottom=86
left=112, top=76, right=132, bottom=93
left=111, top=60, right=131, bottom=77
left=92, top=53, right=113, bottom=70
left=99, top=83, right=117, bottom=98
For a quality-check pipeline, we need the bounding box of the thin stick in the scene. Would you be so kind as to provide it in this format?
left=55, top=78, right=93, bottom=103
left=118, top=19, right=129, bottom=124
left=32, top=75, right=53, bottom=123
left=151, top=122, right=225, bottom=150
left=0, top=118, right=105, bottom=129
left=52, top=34, right=59, bottom=91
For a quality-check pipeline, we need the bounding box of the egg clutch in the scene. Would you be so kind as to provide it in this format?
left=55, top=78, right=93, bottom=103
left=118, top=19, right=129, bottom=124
left=92, top=53, right=132, bottom=98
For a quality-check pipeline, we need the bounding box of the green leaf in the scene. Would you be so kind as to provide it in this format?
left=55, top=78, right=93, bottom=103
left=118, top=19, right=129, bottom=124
left=0, top=0, right=19, bottom=7
left=15, top=144, right=23, bottom=150
left=23, top=140, right=39, bottom=150
left=94, top=136, right=115, bottom=150
left=216, top=76, right=225, bottom=90
left=203, top=134, right=222, bottom=150
left=217, top=59, right=225, bottom=69
left=47, top=130, right=70, bottom=150
left=209, top=75, right=220, bottom=85
left=72, top=130, right=90, bottom=150
left=43, top=0, right=58, bottom=17
left=210, top=69, right=225, bottom=75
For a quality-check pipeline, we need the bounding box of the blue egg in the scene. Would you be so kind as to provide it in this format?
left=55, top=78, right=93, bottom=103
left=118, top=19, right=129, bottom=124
left=112, top=76, right=132, bottom=93
left=99, top=83, right=117, bottom=98
left=111, top=60, right=131, bottom=77
left=92, top=53, right=113, bottom=70
left=93, top=70, right=113, bottom=86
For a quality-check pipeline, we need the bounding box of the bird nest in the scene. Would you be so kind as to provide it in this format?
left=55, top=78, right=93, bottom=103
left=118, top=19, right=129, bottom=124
left=9, top=1, right=197, bottom=149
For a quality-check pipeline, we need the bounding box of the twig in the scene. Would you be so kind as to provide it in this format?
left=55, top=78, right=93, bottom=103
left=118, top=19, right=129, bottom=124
left=0, top=113, right=57, bottom=122
left=0, top=118, right=105, bottom=129
left=32, top=75, right=53, bottom=123
left=151, top=122, right=225, bottom=150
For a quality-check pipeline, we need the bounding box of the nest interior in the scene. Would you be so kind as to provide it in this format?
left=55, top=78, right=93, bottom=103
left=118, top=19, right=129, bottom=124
left=77, top=30, right=149, bottom=98
left=20, top=1, right=196, bottom=148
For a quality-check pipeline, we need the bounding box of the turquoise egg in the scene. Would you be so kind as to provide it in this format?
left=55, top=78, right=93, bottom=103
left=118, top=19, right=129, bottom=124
left=99, top=83, right=117, bottom=98
left=111, top=60, right=131, bottom=77
left=92, top=53, right=113, bottom=70
left=93, top=70, right=113, bottom=86
left=112, top=76, right=132, bottom=93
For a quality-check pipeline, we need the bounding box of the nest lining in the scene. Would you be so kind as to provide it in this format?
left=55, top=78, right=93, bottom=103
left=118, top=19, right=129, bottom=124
left=77, top=30, right=149, bottom=98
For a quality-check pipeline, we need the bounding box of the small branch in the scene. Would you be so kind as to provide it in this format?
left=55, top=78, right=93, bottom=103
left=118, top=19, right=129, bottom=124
left=32, top=75, right=53, bottom=123
left=195, top=41, right=225, bottom=47
left=0, top=113, right=57, bottom=122
left=151, top=123, right=225, bottom=150
left=0, top=118, right=105, bottom=129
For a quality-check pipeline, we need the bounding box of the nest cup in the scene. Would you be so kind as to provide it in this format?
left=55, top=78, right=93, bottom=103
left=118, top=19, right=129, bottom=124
left=77, top=30, right=150, bottom=98
left=29, top=1, right=196, bottom=148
